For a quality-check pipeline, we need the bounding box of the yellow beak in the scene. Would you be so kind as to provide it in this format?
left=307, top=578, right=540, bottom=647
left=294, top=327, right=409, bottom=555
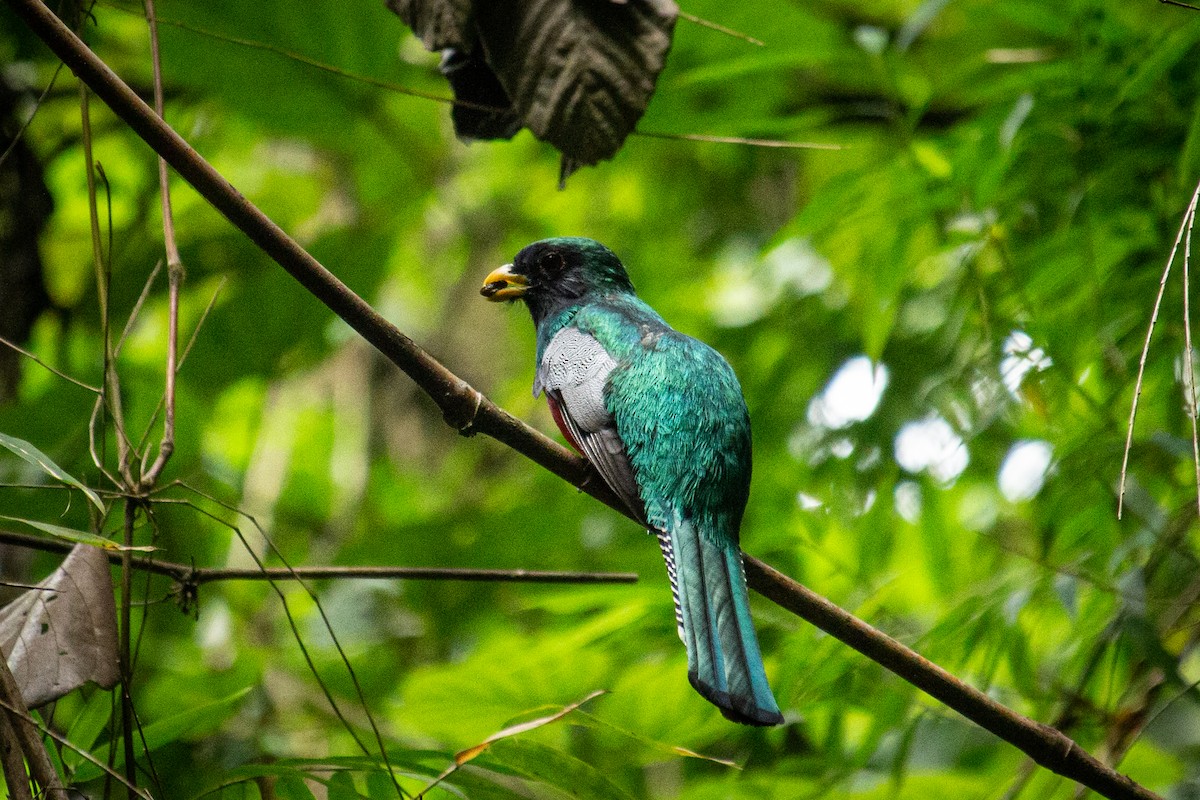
left=480, top=264, right=529, bottom=301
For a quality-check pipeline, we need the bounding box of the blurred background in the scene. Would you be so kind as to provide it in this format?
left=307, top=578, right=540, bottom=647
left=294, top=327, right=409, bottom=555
left=2, top=0, right=1199, bottom=796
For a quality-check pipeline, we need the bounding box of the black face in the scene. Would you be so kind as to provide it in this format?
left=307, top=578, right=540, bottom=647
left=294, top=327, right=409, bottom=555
left=481, top=237, right=635, bottom=324
left=514, top=240, right=572, bottom=286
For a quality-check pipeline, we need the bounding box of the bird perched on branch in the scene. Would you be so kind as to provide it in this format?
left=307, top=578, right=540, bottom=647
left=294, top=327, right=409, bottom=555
left=481, top=237, right=783, bottom=726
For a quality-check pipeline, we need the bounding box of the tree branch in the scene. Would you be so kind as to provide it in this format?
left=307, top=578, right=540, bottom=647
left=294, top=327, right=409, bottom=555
left=0, top=529, right=638, bottom=586
left=0, top=653, right=64, bottom=797
left=742, top=559, right=1156, bottom=799
left=3, top=2, right=1160, bottom=798
left=0, top=707, right=35, bottom=800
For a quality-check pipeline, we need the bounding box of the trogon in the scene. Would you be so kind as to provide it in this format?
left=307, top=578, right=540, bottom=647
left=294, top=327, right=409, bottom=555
left=481, top=237, right=784, bottom=726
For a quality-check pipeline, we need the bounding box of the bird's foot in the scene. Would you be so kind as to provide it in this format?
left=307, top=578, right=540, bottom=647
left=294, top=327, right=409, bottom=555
left=447, top=387, right=484, bottom=437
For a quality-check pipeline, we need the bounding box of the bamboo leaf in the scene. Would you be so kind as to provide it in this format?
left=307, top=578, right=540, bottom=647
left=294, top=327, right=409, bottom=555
left=62, top=690, right=115, bottom=775
left=0, top=432, right=104, bottom=512
left=74, top=687, right=254, bottom=782
left=0, top=515, right=155, bottom=552
left=419, top=690, right=606, bottom=797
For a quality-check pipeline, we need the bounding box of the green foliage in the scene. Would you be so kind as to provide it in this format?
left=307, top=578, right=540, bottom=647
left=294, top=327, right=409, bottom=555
left=2, top=0, right=1200, bottom=797
left=0, top=431, right=103, bottom=511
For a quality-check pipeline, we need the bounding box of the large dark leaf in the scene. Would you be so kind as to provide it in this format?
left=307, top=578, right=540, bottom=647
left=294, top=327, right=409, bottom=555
left=475, top=0, right=677, bottom=165
left=389, top=0, right=677, bottom=165
left=386, top=0, right=473, bottom=50
left=440, top=44, right=523, bottom=140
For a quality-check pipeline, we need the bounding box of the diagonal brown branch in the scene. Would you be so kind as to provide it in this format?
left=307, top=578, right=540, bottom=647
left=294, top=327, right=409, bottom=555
left=0, top=652, right=65, bottom=797
left=2, top=2, right=1160, bottom=799
left=0, top=708, right=34, bottom=800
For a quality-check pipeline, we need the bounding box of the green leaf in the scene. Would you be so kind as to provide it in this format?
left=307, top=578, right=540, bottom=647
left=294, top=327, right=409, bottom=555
left=481, top=738, right=636, bottom=800
left=365, top=771, right=399, bottom=798
left=325, top=771, right=359, bottom=800
left=62, top=691, right=115, bottom=775
left=1179, top=93, right=1200, bottom=182
left=74, top=687, right=253, bottom=782
left=453, top=689, right=605, bottom=766
left=0, top=515, right=154, bottom=552
left=0, top=432, right=104, bottom=512
left=1118, top=18, right=1200, bottom=105
left=31, top=709, right=67, bottom=784
left=570, top=710, right=738, bottom=768
left=275, top=773, right=318, bottom=800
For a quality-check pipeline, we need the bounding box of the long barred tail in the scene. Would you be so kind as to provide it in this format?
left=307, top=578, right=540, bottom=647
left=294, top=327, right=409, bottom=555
left=655, top=521, right=784, bottom=726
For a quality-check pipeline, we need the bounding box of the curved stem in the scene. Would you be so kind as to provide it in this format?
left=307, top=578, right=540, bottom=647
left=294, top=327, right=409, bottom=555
left=139, top=0, right=179, bottom=490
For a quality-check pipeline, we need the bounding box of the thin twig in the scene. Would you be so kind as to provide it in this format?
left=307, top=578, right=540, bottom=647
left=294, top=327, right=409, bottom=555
left=1119, top=179, right=1200, bottom=518
left=0, top=527, right=637, bottom=584
left=0, top=333, right=100, bottom=393
left=136, top=276, right=225, bottom=458
left=79, top=83, right=127, bottom=495
left=3, top=5, right=1161, bottom=798
left=1159, top=0, right=1200, bottom=10
left=144, top=0, right=177, bottom=270
left=81, top=90, right=136, bottom=487
left=191, top=564, right=637, bottom=583
left=0, top=484, right=78, bottom=490
left=103, top=198, right=141, bottom=481
left=89, top=394, right=122, bottom=488
left=113, top=260, right=162, bottom=357
left=119, top=501, right=138, bottom=795
left=100, top=1, right=469, bottom=106
left=241, top=512, right=407, bottom=798
left=677, top=11, right=764, bottom=46
left=139, top=0, right=179, bottom=490
left=184, top=501, right=394, bottom=791
left=176, top=277, right=225, bottom=366
left=129, top=512, right=166, bottom=798
left=1184, top=200, right=1200, bottom=516
left=138, top=269, right=178, bottom=487
left=637, top=130, right=844, bottom=150
left=0, top=61, right=64, bottom=171
left=0, top=695, right=154, bottom=800
left=0, top=579, right=53, bottom=591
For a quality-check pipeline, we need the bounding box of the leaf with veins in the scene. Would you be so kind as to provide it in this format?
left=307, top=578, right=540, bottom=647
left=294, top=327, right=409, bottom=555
left=0, top=431, right=104, bottom=511
left=0, top=544, right=119, bottom=707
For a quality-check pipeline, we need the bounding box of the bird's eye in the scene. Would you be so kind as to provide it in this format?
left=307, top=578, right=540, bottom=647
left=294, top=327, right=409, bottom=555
left=538, top=251, right=566, bottom=274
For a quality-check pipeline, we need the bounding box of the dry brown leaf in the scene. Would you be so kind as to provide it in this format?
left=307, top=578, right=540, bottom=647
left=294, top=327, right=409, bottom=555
left=0, top=544, right=119, bottom=707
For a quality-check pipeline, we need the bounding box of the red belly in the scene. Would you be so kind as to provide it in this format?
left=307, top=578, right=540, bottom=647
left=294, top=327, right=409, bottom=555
left=546, top=394, right=583, bottom=453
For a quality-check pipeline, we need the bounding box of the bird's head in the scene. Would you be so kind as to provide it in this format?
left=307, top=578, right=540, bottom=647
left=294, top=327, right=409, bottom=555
left=480, top=237, right=636, bottom=323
